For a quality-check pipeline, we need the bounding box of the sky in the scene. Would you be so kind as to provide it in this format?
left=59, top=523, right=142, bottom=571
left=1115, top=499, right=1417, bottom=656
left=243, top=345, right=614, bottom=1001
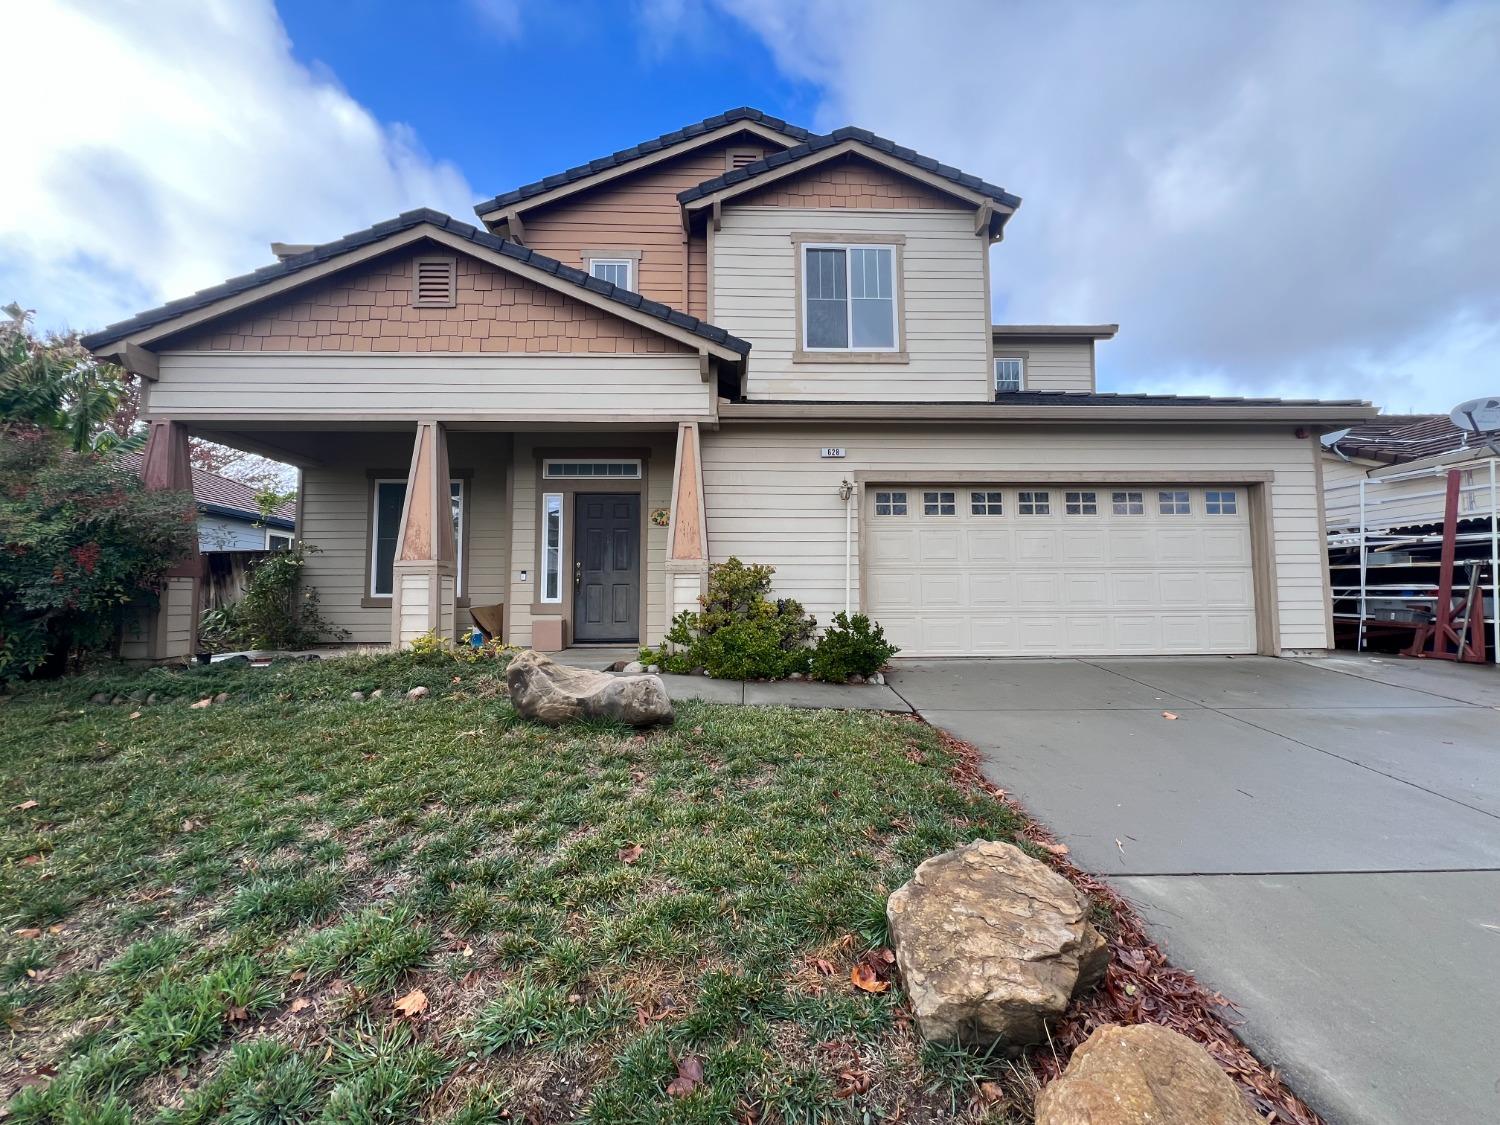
left=3, top=0, right=1498, bottom=414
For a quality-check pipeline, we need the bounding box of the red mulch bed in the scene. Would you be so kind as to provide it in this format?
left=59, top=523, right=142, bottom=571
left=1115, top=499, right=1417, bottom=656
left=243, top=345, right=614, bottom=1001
left=929, top=722, right=1323, bottom=1125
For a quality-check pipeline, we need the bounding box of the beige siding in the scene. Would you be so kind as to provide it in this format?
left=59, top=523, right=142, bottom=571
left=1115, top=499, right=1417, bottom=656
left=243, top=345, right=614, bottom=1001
left=712, top=207, right=991, bottom=401
left=298, top=432, right=510, bottom=645
left=700, top=425, right=1331, bottom=652
left=150, top=353, right=713, bottom=421
left=995, top=339, right=1095, bottom=393
left=505, top=433, right=675, bottom=649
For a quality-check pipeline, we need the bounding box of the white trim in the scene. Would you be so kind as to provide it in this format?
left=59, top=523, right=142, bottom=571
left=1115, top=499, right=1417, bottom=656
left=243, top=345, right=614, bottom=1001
left=586, top=257, right=634, bottom=291
left=542, top=458, right=643, bottom=480
left=265, top=529, right=294, bottom=550
left=801, top=243, right=899, bottom=353
left=541, top=492, right=563, bottom=604
left=994, top=356, right=1025, bottom=393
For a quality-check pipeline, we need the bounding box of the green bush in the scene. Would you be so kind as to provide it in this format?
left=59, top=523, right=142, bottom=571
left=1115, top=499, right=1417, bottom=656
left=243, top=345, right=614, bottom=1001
left=809, top=612, right=899, bottom=683
left=0, top=429, right=197, bottom=679
left=639, top=558, right=816, bottom=680
left=198, top=545, right=345, bottom=651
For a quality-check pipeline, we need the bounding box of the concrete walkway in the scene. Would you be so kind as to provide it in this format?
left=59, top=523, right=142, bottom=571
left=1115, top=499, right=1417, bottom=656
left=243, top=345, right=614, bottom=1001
left=887, top=654, right=1500, bottom=1125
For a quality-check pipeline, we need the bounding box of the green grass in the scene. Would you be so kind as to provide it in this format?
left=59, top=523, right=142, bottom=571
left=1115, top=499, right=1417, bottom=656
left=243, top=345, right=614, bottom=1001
left=0, top=651, right=1030, bottom=1122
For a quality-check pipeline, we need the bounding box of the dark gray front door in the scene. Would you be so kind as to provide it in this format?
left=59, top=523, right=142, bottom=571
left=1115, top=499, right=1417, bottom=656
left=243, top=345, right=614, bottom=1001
left=573, top=493, right=640, bottom=643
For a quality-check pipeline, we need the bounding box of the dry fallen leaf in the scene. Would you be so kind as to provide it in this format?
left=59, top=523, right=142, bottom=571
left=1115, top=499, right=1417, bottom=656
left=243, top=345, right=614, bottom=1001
left=393, top=988, right=428, bottom=1017
left=666, top=1054, right=704, bottom=1097
left=1161, top=711, right=1179, bottom=720
left=13, top=927, right=41, bottom=939
left=225, top=1005, right=249, bottom=1022
left=850, top=962, right=890, bottom=994
left=617, top=843, right=644, bottom=865
left=20, top=855, right=41, bottom=866
left=12, top=800, right=39, bottom=812
left=190, top=698, right=212, bottom=709
left=129, top=711, right=142, bottom=720
left=1038, top=841, right=1070, bottom=856
left=289, top=997, right=311, bottom=1013
left=809, top=957, right=835, bottom=976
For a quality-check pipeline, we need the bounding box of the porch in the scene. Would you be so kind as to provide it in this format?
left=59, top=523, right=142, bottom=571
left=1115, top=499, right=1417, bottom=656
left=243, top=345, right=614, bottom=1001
left=128, top=418, right=711, bottom=659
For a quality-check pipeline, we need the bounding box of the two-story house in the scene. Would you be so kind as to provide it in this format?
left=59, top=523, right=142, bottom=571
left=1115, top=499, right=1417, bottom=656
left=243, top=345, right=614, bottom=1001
left=84, top=108, right=1372, bottom=660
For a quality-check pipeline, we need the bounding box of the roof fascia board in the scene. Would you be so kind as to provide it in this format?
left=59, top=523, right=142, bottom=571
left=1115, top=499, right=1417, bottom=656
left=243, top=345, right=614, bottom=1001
left=476, top=120, right=801, bottom=225
left=106, top=223, right=744, bottom=363
left=682, top=139, right=1007, bottom=216
left=718, top=403, right=1376, bottom=425
left=992, top=324, right=1119, bottom=340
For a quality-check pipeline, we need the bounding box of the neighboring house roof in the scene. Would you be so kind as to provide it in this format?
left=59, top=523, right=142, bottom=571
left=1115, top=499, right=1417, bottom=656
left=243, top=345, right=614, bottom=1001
left=473, top=108, right=813, bottom=219
left=677, top=127, right=1024, bottom=216
left=993, top=324, right=1118, bottom=340
left=118, top=452, right=295, bottom=528
left=82, top=210, right=752, bottom=357
left=1326, top=414, right=1487, bottom=465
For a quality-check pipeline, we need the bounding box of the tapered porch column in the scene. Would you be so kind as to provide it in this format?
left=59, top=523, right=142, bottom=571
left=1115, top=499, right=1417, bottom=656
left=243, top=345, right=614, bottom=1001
left=122, top=420, right=203, bottom=661
left=391, top=420, right=458, bottom=647
left=664, top=421, right=710, bottom=621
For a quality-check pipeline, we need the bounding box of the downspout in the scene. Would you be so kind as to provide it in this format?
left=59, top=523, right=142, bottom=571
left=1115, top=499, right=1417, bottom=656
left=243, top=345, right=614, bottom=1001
left=840, top=479, right=854, bottom=616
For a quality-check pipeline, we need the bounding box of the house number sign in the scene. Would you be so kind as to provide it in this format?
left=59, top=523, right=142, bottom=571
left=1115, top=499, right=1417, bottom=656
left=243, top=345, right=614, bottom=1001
left=819, top=447, right=847, bottom=459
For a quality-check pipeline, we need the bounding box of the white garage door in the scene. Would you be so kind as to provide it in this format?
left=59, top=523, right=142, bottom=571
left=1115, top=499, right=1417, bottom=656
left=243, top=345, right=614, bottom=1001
left=865, top=484, right=1256, bottom=656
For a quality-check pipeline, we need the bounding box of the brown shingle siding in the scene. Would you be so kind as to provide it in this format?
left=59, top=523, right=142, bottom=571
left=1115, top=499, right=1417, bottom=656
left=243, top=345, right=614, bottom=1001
left=734, top=155, right=965, bottom=210
left=170, top=247, right=693, bottom=355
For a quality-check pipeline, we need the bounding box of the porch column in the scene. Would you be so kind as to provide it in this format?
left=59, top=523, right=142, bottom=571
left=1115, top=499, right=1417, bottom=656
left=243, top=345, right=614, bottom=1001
left=123, top=420, right=203, bottom=661
left=664, top=421, right=710, bottom=623
left=390, top=419, right=458, bottom=647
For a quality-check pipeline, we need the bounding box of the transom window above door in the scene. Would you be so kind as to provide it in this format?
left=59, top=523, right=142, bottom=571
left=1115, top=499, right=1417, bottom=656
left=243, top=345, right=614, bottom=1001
left=543, top=460, right=642, bottom=479
left=802, top=244, right=899, bottom=352
left=587, top=258, right=634, bottom=290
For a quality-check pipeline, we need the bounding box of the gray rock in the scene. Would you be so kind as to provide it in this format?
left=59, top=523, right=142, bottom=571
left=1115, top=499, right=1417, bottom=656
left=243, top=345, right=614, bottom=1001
left=787, top=671, right=806, bottom=681
left=848, top=673, right=865, bottom=685
left=111, top=695, right=126, bottom=705
left=145, top=693, right=159, bottom=706
left=646, top=664, right=660, bottom=674
left=887, top=839, right=1108, bottom=1050
left=1035, top=1024, right=1263, bottom=1125
left=369, top=689, right=384, bottom=699
left=871, top=672, right=885, bottom=685
left=506, top=649, right=673, bottom=728
left=213, top=692, right=229, bottom=705
left=91, top=693, right=110, bottom=705
left=350, top=691, right=366, bottom=702
left=128, top=690, right=148, bottom=703
left=622, top=661, right=646, bottom=675
left=406, top=686, right=429, bottom=700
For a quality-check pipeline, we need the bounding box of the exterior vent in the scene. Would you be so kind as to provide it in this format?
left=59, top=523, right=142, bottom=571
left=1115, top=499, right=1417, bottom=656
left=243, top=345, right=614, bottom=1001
left=726, top=148, right=761, bottom=170
left=412, top=257, right=457, bottom=308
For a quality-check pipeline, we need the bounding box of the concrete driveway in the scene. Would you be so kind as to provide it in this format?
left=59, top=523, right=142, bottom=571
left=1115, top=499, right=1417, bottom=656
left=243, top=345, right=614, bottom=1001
left=888, top=653, right=1500, bottom=1125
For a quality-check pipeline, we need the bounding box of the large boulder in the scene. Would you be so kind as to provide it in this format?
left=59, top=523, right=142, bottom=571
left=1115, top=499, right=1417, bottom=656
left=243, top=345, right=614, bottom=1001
left=887, top=839, right=1108, bottom=1049
left=505, top=650, right=673, bottom=728
left=1035, top=1023, right=1264, bottom=1125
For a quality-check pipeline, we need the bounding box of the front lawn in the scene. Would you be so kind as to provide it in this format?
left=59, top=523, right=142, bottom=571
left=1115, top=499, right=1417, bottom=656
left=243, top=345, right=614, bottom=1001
left=0, top=653, right=1041, bottom=1123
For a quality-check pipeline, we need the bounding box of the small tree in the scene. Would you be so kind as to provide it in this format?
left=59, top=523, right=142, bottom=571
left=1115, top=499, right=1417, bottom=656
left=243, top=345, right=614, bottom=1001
left=1, top=303, right=140, bottom=452
left=0, top=428, right=197, bottom=678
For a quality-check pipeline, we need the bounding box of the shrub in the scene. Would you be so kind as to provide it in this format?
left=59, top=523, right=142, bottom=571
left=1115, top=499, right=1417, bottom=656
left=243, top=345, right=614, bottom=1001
left=810, top=612, right=899, bottom=683
left=199, top=545, right=345, bottom=651
left=639, top=558, right=816, bottom=680
left=0, top=429, right=197, bottom=679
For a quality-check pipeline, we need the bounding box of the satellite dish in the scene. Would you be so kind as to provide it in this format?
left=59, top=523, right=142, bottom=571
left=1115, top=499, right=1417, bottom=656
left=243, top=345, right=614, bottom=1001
left=1319, top=427, right=1351, bottom=447
left=1450, top=396, right=1500, bottom=434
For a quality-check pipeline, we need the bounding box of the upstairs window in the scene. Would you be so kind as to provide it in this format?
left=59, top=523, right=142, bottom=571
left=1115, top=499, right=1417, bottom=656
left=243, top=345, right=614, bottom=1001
left=803, top=244, right=898, bottom=351
left=588, top=258, right=634, bottom=290
left=994, top=357, right=1025, bottom=393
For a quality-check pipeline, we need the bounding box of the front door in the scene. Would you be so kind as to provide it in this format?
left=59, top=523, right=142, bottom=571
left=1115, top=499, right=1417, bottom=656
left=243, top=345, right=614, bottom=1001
left=572, top=493, right=641, bottom=643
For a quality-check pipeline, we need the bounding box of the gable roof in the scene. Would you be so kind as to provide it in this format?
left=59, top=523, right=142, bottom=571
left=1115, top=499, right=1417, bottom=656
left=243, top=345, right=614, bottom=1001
left=677, top=127, right=1023, bottom=220
left=1327, top=414, right=1485, bottom=464
left=82, top=210, right=750, bottom=358
left=118, top=452, right=296, bottom=528
left=473, top=108, right=812, bottom=220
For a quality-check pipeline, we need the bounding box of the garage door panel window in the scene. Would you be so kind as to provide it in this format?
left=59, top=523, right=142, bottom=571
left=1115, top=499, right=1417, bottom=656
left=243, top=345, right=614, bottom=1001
left=1205, top=489, right=1238, bottom=515
left=971, top=491, right=1004, bottom=515
left=874, top=490, right=907, bottom=516
left=923, top=491, right=956, bottom=516
left=1112, top=491, right=1145, bottom=515
left=1018, top=491, right=1051, bottom=515
left=1158, top=490, right=1192, bottom=515
left=1065, top=491, right=1098, bottom=515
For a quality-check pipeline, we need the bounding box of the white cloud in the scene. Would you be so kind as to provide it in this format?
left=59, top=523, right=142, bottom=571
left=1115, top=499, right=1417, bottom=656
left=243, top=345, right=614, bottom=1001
left=0, top=0, right=475, bottom=335
left=713, top=0, right=1500, bottom=411
left=468, top=0, right=524, bottom=41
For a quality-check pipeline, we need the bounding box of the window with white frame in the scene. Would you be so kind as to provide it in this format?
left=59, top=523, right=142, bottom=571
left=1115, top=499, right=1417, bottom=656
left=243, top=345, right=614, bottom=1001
left=370, top=478, right=465, bottom=598
left=1065, top=491, right=1098, bottom=515
left=266, top=531, right=293, bottom=551
left=588, top=258, right=633, bottom=290
left=543, top=460, right=642, bottom=479
left=1205, top=489, right=1238, bottom=515
left=541, top=493, right=563, bottom=603
left=1018, top=490, right=1050, bottom=515
left=1158, top=490, right=1191, bottom=515
left=874, top=490, right=907, bottom=516
left=803, top=244, right=898, bottom=351
left=994, top=357, right=1025, bottom=394
left=1112, top=490, right=1144, bottom=515
left=923, top=491, right=956, bottom=516
left=970, top=491, right=1004, bottom=515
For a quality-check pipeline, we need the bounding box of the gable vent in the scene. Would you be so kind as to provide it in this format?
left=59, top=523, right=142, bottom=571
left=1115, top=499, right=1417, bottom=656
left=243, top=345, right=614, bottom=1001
left=727, top=148, right=761, bottom=170
left=412, top=257, right=457, bottom=308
